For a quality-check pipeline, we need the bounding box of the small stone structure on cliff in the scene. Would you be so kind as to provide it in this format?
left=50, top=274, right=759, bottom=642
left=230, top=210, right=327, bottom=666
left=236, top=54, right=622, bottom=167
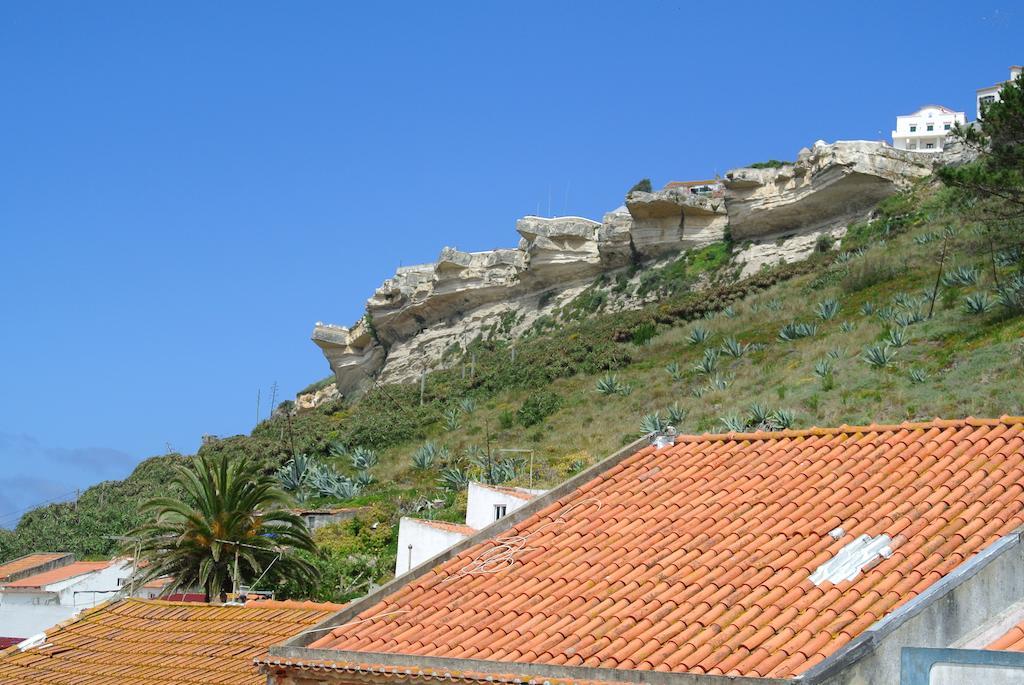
left=308, top=140, right=957, bottom=403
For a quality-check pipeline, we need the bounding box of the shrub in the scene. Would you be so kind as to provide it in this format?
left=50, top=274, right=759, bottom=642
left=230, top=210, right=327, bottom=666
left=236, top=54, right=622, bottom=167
left=748, top=159, right=789, bottom=169
left=517, top=391, right=562, bottom=427
left=627, top=178, right=652, bottom=194
left=631, top=321, right=658, bottom=346
left=815, top=234, right=835, bottom=253
left=842, top=257, right=897, bottom=293
left=498, top=410, right=515, bottom=430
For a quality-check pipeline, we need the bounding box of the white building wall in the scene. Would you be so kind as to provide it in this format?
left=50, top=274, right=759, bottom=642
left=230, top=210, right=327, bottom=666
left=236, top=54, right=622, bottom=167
left=465, top=482, right=546, bottom=530
left=891, top=106, right=966, bottom=152
left=977, top=66, right=1023, bottom=119
left=394, top=518, right=470, bottom=576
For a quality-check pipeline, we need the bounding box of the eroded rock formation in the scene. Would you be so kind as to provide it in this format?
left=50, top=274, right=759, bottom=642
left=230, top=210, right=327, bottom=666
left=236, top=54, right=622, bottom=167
left=308, top=140, right=948, bottom=402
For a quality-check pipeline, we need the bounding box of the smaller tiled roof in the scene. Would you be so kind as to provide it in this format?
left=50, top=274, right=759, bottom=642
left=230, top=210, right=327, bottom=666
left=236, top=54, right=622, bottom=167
left=989, top=619, right=1024, bottom=651
left=0, top=553, right=71, bottom=583
left=412, top=519, right=476, bottom=535
left=664, top=179, right=720, bottom=188
left=0, top=639, right=21, bottom=650
left=0, top=598, right=346, bottom=685
left=2, top=561, right=111, bottom=589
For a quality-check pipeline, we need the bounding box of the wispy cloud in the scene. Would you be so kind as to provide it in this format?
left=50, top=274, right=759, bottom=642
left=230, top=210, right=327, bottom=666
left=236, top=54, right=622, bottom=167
left=0, top=433, right=139, bottom=529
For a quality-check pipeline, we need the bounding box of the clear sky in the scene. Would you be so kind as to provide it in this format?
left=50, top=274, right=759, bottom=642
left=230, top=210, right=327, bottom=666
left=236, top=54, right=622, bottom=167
left=0, top=0, right=1020, bottom=525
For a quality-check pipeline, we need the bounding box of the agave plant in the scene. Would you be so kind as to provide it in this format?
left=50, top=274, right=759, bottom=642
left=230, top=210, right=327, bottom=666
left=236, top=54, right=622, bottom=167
left=747, top=403, right=772, bottom=428
left=327, top=440, right=348, bottom=460
left=691, top=385, right=707, bottom=398
left=908, top=367, right=929, bottom=384
left=827, top=347, right=845, bottom=360
left=666, top=403, right=687, bottom=426
left=708, top=373, right=730, bottom=390
left=813, top=359, right=834, bottom=378
left=349, top=446, right=378, bottom=471
left=354, top=470, right=375, bottom=488
left=687, top=326, right=712, bottom=344
left=720, top=336, right=748, bottom=358
left=778, top=322, right=817, bottom=342
left=860, top=302, right=875, bottom=316
left=814, top=298, right=840, bottom=321
left=963, top=292, right=994, bottom=314
left=891, top=292, right=918, bottom=309
left=694, top=348, right=720, bottom=375
left=328, top=478, right=361, bottom=501
left=884, top=327, right=911, bottom=348
left=438, top=466, right=471, bottom=491
left=459, top=397, right=477, bottom=415
left=996, top=276, right=1024, bottom=312
left=875, top=306, right=896, bottom=322
left=769, top=409, right=796, bottom=430
left=720, top=414, right=746, bottom=432
left=839, top=321, right=855, bottom=332
left=276, top=453, right=313, bottom=493
left=411, top=441, right=445, bottom=470
left=664, top=361, right=684, bottom=382
left=914, top=232, right=940, bottom=245
left=640, top=412, right=666, bottom=434
left=894, top=306, right=926, bottom=327
left=596, top=373, right=631, bottom=396
left=308, top=463, right=342, bottom=498
left=765, top=299, right=783, bottom=311
left=996, top=246, right=1024, bottom=267
left=443, top=405, right=462, bottom=431
left=722, top=306, right=737, bottom=318
left=863, top=344, right=897, bottom=368
left=941, top=265, right=980, bottom=287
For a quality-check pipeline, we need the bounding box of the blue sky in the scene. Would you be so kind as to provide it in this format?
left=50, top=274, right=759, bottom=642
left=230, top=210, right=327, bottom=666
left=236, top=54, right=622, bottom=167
left=0, top=0, right=1020, bottom=525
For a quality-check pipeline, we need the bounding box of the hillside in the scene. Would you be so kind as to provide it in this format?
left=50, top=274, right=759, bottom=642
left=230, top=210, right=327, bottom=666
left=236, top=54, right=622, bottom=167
left=3, top=172, right=1022, bottom=599
left=4, top=82, right=1024, bottom=600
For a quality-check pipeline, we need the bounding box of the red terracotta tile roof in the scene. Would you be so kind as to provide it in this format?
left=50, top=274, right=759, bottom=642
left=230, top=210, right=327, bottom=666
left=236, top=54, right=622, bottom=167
left=411, top=519, right=476, bottom=535
left=2, top=561, right=112, bottom=588
left=988, top=618, right=1024, bottom=651
left=0, top=553, right=71, bottom=583
left=308, top=417, right=1024, bottom=679
left=247, top=598, right=347, bottom=610
left=0, top=598, right=344, bottom=684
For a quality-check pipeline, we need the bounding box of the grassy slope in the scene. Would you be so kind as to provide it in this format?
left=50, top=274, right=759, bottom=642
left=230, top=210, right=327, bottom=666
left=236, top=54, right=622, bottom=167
left=3, top=180, right=1022, bottom=594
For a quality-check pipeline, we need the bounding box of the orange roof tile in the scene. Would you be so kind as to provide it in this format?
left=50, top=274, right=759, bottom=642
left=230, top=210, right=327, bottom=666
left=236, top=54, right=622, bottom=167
left=0, top=553, right=70, bottom=583
left=0, top=598, right=343, bottom=684
left=988, top=618, right=1024, bottom=651
left=306, top=417, right=1024, bottom=679
left=2, top=561, right=112, bottom=588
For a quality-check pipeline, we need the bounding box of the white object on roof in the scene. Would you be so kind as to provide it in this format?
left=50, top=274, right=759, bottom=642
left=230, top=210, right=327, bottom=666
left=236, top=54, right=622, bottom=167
left=810, top=534, right=893, bottom=585
left=17, top=633, right=47, bottom=651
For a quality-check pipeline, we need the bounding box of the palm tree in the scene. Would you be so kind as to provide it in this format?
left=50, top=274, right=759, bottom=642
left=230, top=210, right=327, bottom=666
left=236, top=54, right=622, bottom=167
left=127, top=452, right=318, bottom=601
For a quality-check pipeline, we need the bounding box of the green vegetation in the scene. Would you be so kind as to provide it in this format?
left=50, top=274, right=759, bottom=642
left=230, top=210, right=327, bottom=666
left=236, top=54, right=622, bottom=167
left=748, top=159, right=789, bottom=169
left=627, top=178, right=652, bottom=194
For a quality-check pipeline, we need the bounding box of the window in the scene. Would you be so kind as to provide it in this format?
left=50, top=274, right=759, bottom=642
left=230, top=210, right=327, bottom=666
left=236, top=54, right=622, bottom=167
left=908, top=142, right=918, bottom=150
left=494, top=504, right=507, bottom=521
left=926, top=142, right=935, bottom=149
left=117, top=577, right=126, bottom=587
left=926, top=124, right=934, bottom=132
left=909, top=125, right=917, bottom=132
left=944, top=123, right=951, bottom=131
left=980, top=95, right=996, bottom=106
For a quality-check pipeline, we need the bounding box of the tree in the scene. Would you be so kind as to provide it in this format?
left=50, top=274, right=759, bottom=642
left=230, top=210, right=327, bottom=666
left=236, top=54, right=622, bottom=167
left=938, top=72, right=1024, bottom=221
left=127, top=452, right=318, bottom=601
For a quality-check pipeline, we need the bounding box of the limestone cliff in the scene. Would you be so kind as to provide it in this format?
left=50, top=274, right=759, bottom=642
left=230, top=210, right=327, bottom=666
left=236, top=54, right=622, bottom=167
left=306, top=140, right=953, bottom=404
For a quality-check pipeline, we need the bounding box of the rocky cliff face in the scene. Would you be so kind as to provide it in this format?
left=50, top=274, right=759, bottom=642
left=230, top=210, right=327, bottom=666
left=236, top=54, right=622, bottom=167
left=306, top=140, right=951, bottom=403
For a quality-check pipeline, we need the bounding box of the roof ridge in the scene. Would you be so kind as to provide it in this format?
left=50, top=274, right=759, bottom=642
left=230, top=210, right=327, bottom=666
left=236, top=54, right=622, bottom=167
left=675, top=415, right=1024, bottom=443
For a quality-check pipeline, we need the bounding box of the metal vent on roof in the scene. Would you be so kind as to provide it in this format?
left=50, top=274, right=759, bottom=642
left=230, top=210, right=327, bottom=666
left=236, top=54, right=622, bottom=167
left=809, top=533, right=892, bottom=585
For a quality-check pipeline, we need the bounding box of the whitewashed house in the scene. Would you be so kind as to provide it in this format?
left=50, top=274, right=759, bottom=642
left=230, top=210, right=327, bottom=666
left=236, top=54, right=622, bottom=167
left=394, top=482, right=547, bottom=577
left=891, top=105, right=966, bottom=152
left=0, top=559, right=133, bottom=639
left=977, top=65, right=1022, bottom=119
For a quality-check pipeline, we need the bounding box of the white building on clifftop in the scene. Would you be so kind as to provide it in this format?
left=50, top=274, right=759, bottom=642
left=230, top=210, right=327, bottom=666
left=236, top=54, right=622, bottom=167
left=977, top=65, right=1023, bottom=119
left=891, top=105, right=965, bottom=152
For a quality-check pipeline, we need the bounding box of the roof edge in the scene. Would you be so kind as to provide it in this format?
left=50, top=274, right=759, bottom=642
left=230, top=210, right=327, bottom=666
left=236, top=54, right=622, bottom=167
left=677, top=415, right=1024, bottom=444
left=275, top=434, right=657, bottom=650
left=800, top=526, right=1024, bottom=683
left=259, top=646, right=796, bottom=685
